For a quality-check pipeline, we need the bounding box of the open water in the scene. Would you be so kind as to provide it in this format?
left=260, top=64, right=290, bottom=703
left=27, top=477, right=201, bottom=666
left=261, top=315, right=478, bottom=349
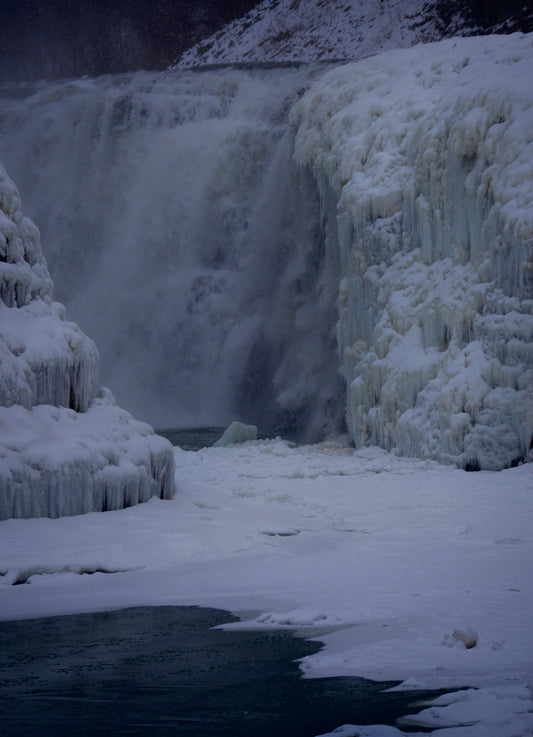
left=0, top=606, right=444, bottom=736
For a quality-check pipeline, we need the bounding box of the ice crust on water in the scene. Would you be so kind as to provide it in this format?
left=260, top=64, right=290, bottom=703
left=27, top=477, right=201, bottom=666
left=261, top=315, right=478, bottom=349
left=0, top=163, right=175, bottom=519
left=292, top=33, right=533, bottom=470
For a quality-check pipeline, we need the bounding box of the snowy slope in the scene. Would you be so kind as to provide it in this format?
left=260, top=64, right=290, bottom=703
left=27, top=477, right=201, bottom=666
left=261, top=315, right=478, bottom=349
left=175, top=0, right=442, bottom=68
left=291, top=32, right=533, bottom=470
left=174, top=0, right=533, bottom=69
left=0, top=164, right=175, bottom=519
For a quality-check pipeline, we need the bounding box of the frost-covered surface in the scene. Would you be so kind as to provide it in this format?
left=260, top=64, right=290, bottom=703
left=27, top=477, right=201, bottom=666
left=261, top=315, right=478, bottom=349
left=173, top=0, right=533, bottom=70
left=0, top=300, right=98, bottom=411
left=174, top=0, right=445, bottom=68
left=292, top=33, right=533, bottom=470
left=0, top=163, right=175, bottom=518
left=0, top=393, right=175, bottom=520
left=0, top=162, right=98, bottom=412
left=213, top=420, right=258, bottom=446
left=0, top=439, right=532, bottom=734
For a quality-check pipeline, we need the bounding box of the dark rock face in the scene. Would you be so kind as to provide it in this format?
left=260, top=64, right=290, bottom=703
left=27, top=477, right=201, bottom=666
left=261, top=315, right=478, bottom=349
left=0, top=0, right=262, bottom=82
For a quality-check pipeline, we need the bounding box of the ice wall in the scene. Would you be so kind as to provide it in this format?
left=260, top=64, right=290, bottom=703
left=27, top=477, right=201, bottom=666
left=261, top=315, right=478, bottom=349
left=0, top=164, right=175, bottom=519
left=292, top=33, right=533, bottom=469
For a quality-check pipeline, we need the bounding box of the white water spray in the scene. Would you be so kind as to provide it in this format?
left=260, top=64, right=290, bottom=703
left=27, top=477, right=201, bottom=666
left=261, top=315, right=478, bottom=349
left=0, top=66, right=344, bottom=436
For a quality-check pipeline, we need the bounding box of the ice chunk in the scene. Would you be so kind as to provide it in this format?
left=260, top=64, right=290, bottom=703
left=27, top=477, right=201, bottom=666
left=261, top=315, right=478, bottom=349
left=213, top=421, right=258, bottom=447
left=0, top=392, right=175, bottom=520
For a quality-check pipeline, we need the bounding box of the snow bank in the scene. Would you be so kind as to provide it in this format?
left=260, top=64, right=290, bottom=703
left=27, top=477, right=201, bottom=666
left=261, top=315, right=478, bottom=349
left=0, top=163, right=175, bottom=519
left=291, top=33, right=533, bottom=470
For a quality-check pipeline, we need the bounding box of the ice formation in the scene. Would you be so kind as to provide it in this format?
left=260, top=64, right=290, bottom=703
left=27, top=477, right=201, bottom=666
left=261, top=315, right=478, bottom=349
left=1, top=34, right=532, bottom=470
left=292, top=33, right=533, bottom=470
left=213, top=421, right=258, bottom=447
left=0, top=164, right=175, bottom=519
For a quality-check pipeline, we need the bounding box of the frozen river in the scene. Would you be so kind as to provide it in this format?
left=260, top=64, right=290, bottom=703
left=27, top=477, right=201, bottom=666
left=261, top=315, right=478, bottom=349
left=1, top=438, right=532, bottom=735
left=0, top=605, right=449, bottom=736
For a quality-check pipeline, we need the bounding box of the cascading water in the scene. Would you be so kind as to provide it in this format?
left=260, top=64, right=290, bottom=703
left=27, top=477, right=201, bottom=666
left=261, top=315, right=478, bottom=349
left=2, top=34, right=531, bottom=470
left=0, top=66, right=345, bottom=438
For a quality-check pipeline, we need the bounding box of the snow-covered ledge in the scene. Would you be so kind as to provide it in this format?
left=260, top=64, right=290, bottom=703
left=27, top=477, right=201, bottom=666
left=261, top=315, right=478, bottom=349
left=0, top=163, right=175, bottom=519
left=292, top=33, right=533, bottom=470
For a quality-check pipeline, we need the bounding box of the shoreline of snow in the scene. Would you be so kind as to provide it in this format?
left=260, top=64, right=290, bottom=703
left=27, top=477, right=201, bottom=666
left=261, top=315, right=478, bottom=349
left=1, top=440, right=531, bottom=734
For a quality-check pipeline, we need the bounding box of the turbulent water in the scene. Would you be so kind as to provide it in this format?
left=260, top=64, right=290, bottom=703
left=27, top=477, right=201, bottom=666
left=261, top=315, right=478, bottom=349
left=0, top=66, right=344, bottom=439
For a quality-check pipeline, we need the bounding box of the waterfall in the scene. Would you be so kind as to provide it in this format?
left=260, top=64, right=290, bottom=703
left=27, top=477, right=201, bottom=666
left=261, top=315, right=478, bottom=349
left=2, top=33, right=531, bottom=469
left=0, top=66, right=345, bottom=438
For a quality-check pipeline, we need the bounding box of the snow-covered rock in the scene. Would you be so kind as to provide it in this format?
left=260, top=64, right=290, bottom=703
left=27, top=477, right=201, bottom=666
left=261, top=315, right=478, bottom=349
left=0, top=163, right=175, bottom=519
left=173, top=0, right=533, bottom=70
left=174, top=0, right=440, bottom=69
left=0, top=393, right=175, bottom=519
left=291, top=33, right=533, bottom=469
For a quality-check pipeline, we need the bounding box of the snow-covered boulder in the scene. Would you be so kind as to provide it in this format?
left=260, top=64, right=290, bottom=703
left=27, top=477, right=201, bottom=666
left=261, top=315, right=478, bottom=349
left=0, top=163, right=175, bottom=519
left=292, top=33, right=533, bottom=470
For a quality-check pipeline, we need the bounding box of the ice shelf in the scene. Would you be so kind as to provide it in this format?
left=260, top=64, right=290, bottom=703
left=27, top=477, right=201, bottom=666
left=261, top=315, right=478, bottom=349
left=0, top=163, right=175, bottom=519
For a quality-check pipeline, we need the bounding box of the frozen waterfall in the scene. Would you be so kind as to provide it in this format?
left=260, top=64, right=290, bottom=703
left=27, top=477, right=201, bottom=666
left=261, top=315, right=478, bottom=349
left=1, top=33, right=532, bottom=472
left=292, top=34, right=533, bottom=470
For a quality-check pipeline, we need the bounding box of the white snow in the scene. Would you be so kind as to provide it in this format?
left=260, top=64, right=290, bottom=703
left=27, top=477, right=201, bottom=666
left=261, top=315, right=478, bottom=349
left=2, top=35, right=531, bottom=466
left=0, top=439, right=531, bottom=735
left=174, top=0, right=448, bottom=69
left=0, top=392, right=175, bottom=520
left=291, top=33, right=533, bottom=469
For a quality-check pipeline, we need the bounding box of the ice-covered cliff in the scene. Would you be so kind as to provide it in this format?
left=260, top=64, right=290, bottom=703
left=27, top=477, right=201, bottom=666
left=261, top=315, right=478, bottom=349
left=0, top=164, right=175, bottom=519
left=292, top=33, right=533, bottom=470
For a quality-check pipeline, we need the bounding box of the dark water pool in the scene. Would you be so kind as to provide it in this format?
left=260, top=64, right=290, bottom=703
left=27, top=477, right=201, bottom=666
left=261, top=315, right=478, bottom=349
left=156, top=427, right=277, bottom=451
left=156, top=427, right=228, bottom=450
left=0, top=606, right=443, bottom=736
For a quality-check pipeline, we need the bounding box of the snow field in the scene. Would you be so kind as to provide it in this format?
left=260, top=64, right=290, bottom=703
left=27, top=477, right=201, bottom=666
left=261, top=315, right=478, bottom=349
left=0, top=438, right=532, bottom=734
